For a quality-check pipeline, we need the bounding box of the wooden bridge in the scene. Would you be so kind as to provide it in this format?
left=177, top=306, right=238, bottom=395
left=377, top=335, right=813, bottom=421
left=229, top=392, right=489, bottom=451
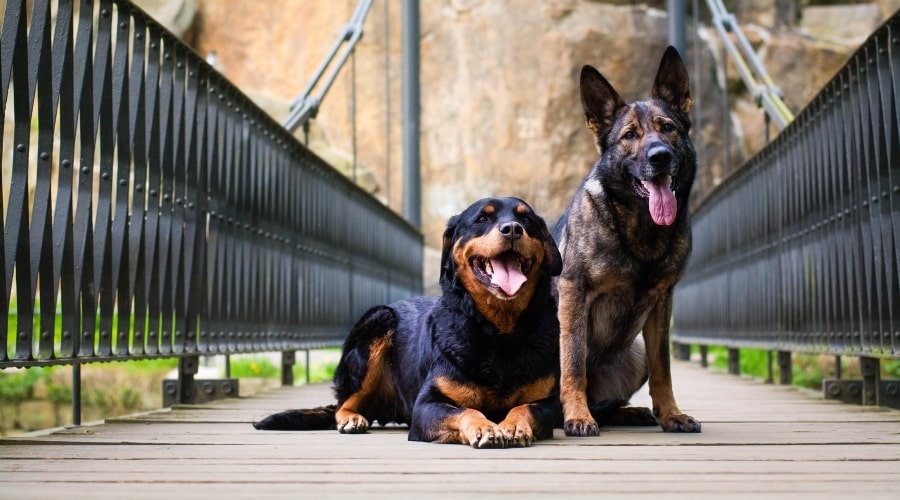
left=2, top=360, right=898, bottom=499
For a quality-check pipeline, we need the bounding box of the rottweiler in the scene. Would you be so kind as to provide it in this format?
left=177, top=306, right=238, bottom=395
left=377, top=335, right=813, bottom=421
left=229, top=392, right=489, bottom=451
left=254, top=197, right=563, bottom=448
left=554, top=46, right=702, bottom=436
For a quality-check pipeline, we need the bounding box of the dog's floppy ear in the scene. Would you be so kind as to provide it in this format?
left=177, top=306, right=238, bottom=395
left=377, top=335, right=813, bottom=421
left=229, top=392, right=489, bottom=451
left=439, top=214, right=460, bottom=288
left=652, top=46, right=693, bottom=115
left=537, top=216, right=563, bottom=277
left=580, top=65, right=626, bottom=148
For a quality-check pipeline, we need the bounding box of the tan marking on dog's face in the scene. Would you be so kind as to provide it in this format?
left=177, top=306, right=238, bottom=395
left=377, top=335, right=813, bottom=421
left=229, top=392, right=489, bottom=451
left=434, top=375, right=556, bottom=413
left=452, top=213, right=547, bottom=333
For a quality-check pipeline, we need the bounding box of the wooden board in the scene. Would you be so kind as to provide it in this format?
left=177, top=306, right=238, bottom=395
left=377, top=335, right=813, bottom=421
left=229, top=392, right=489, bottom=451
left=2, top=360, right=899, bottom=498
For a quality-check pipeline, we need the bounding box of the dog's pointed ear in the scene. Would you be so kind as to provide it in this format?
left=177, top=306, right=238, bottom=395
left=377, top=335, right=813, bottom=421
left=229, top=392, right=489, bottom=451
left=537, top=217, right=563, bottom=277
left=439, top=215, right=460, bottom=287
left=652, top=46, right=693, bottom=115
left=580, top=65, right=626, bottom=148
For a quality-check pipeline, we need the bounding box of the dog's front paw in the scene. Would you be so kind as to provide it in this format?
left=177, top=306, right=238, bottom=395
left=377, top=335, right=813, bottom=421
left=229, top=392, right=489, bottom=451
left=337, top=413, right=369, bottom=434
left=658, top=413, right=701, bottom=433
left=498, top=420, right=534, bottom=447
left=564, top=417, right=600, bottom=437
left=463, top=421, right=508, bottom=449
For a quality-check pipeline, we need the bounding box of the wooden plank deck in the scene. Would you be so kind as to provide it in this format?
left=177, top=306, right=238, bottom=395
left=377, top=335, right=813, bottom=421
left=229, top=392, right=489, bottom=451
left=2, top=359, right=899, bottom=499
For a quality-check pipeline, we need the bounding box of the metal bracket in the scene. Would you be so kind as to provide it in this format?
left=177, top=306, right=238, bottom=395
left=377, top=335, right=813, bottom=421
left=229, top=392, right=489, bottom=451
left=162, top=378, right=240, bottom=407
left=823, top=379, right=900, bottom=409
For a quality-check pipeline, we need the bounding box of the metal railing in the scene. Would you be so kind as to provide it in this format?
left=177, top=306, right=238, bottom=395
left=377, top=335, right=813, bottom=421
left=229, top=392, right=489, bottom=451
left=1, top=0, right=422, bottom=380
left=672, top=10, right=899, bottom=406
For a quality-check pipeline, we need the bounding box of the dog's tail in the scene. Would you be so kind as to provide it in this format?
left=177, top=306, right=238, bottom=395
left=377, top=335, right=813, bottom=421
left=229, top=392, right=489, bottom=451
left=253, top=404, right=337, bottom=431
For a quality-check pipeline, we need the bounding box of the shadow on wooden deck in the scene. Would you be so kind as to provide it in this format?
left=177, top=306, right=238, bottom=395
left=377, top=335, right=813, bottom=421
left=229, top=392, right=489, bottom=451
left=2, top=360, right=899, bottom=498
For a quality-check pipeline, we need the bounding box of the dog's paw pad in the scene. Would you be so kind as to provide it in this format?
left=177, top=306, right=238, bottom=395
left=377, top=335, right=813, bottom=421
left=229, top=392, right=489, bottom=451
left=337, top=414, right=369, bottom=434
left=500, top=423, right=534, bottom=447
left=660, top=414, right=701, bottom=433
left=466, top=424, right=508, bottom=449
left=564, top=418, right=600, bottom=437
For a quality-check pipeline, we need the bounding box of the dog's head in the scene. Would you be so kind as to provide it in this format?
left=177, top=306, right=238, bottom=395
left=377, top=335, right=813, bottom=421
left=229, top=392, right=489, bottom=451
left=580, top=46, right=696, bottom=227
left=439, top=197, right=562, bottom=333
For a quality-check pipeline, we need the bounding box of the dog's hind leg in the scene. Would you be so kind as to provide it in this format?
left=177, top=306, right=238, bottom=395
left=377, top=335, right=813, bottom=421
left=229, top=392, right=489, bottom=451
left=332, top=306, right=399, bottom=433
left=585, top=335, right=658, bottom=427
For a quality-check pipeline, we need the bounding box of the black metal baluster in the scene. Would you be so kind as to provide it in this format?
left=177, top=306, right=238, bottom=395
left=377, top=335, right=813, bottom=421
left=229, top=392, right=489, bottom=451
left=872, top=34, right=897, bottom=355
left=154, top=35, right=175, bottom=355
left=142, top=23, right=164, bottom=356
left=51, top=0, right=77, bottom=359
left=858, top=48, right=883, bottom=355
left=169, top=44, right=186, bottom=354
left=93, top=0, right=115, bottom=357
left=182, top=55, right=204, bottom=355
left=73, top=0, right=98, bottom=359
left=886, top=21, right=900, bottom=356
left=127, top=10, right=149, bottom=356
left=28, top=0, right=56, bottom=360
left=109, top=2, right=132, bottom=356
left=6, top=0, right=39, bottom=361
left=0, top=0, right=20, bottom=362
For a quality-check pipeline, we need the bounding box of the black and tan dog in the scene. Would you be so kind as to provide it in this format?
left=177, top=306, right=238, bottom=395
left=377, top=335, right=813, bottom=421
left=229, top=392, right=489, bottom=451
left=254, top=197, right=562, bottom=448
left=554, top=46, right=702, bottom=436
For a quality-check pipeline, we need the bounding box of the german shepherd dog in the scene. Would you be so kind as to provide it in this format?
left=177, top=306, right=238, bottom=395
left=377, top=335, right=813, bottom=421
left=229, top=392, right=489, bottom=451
left=554, top=47, right=702, bottom=436
left=254, top=197, right=563, bottom=448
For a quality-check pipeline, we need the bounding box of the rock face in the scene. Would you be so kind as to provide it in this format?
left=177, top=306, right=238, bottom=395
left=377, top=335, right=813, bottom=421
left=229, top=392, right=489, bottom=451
left=131, top=0, right=895, bottom=259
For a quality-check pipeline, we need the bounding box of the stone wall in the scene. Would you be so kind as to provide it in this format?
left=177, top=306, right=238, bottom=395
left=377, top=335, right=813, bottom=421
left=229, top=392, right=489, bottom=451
left=132, top=0, right=898, bottom=269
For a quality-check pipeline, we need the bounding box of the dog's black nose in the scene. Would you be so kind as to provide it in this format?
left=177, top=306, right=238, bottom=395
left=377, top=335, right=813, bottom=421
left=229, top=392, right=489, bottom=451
left=499, top=221, right=524, bottom=241
left=647, top=146, right=674, bottom=168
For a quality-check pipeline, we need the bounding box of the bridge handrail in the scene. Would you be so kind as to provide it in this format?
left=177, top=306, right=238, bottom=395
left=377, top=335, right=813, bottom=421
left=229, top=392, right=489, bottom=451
left=673, top=10, right=900, bottom=361
left=1, top=0, right=423, bottom=370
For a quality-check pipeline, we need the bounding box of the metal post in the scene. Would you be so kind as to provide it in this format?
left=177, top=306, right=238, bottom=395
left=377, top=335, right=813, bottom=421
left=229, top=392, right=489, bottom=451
left=402, top=0, right=421, bottom=228
left=305, top=349, right=311, bottom=384
left=699, top=345, right=708, bottom=368
left=728, top=348, right=740, bottom=375
left=667, top=0, right=686, bottom=57
left=282, top=351, right=295, bottom=386
left=71, top=363, right=81, bottom=426
left=860, top=357, right=879, bottom=406
left=777, top=351, right=792, bottom=385
left=179, top=356, right=200, bottom=404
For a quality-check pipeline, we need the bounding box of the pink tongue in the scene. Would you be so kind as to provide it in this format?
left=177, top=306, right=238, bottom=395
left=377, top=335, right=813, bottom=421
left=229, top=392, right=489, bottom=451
left=643, top=178, right=677, bottom=226
left=490, top=257, right=527, bottom=296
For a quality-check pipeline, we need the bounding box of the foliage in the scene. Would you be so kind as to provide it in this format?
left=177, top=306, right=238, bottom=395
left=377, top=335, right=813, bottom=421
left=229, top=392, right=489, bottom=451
left=293, top=357, right=339, bottom=384
left=0, top=368, right=44, bottom=403
left=229, top=357, right=280, bottom=378
left=701, top=345, right=900, bottom=391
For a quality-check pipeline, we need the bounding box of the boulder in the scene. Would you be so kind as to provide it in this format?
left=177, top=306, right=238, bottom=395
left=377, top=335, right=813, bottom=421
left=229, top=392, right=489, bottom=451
left=173, top=0, right=881, bottom=253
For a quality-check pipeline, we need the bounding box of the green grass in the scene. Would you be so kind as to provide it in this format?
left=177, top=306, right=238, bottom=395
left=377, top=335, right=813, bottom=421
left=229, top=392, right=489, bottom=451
left=700, top=345, right=900, bottom=390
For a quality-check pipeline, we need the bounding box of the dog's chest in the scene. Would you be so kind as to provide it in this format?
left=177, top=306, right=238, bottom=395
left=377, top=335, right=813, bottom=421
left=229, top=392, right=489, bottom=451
left=582, top=262, right=674, bottom=345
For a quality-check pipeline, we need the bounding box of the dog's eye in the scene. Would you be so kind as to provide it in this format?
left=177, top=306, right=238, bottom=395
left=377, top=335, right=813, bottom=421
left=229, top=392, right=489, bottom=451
left=622, top=130, right=637, bottom=140
left=661, top=122, right=676, bottom=133
left=476, top=214, right=490, bottom=224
